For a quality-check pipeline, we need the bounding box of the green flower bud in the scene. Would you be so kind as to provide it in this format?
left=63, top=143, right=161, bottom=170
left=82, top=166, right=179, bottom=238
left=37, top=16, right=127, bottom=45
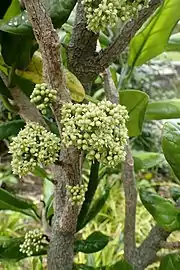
left=9, top=122, right=60, bottom=177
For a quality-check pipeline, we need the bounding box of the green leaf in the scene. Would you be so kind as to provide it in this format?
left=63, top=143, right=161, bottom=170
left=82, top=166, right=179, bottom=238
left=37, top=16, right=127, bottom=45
left=0, top=188, right=39, bottom=219
left=1, top=33, right=35, bottom=68
left=0, top=237, right=25, bottom=261
left=145, top=100, right=180, bottom=120
left=170, top=186, right=180, bottom=202
left=159, top=254, right=180, bottom=270
left=0, top=237, right=47, bottom=261
left=107, top=260, right=133, bottom=270
left=0, top=77, right=13, bottom=99
left=132, top=151, right=164, bottom=172
left=162, top=122, right=180, bottom=181
left=44, top=0, right=77, bottom=29
left=166, top=33, right=180, bottom=52
left=13, top=75, right=35, bottom=97
left=73, top=265, right=98, bottom=270
left=119, top=90, right=149, bottom=137
left=0, top=11, right=32, bottom=36
left=128, top=0, right=180, bottom=67
left=74, top=232, right=109, bottom=254
left=0, top=120, right=25, bottom=139
left=77, top=187, right=110, bottom=231
left=3, top=0, right=21, bottom=22
left=77, top=161, right=100, bottom=232
left=140, top=189, right=180, bottom=232
left=45, top=194, right=54, bottom=220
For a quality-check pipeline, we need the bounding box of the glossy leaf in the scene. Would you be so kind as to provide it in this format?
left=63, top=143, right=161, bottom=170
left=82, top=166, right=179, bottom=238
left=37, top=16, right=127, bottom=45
left=0, top=11, right=32, bottom=36
left=13, top=75, right=35, bottom=97
left=3, top=0, right=21, bottom=22
left=0, top=237, right=25, bottom=261
left=132, top=151, right=164, bottom=172
left=77, top=187, right=110, bottom=231
left=0, top=188, right=39, bottom=219
left=166, top=33, right=180, bottom=52
left=45, top=194, right=54, bottom=220
left=107, top=260, right=133, bottom=270
left=77, top=161, right=100, bottom=232
left=16, top=52, right=85, bottom=102
left=0, top=237, right=47, bottom=261
left=74, top=231, right=109, bottom=254
left=159, top=254, right=180, bottom=270
left=128, top=0, right=180, bottom=67
left=44, top=0, right=77, bottom=29
left=1, top=32, right=36, bottom=68
left=170, top=186, right=180, bottom=202
left=162, top=122, right=180, bottom=181
left=64, top=69, right=85, bottom=102
left=145, top=99, right=180, bottom=120
left=0, top=120, right=25, bottom=139
left=0, top=77, right=13, bottom=99
left=140, top=189, right=180, bottom=232
left=119, top=90, right=149, bottom=137
left=16, top=52, right=43, bottom=84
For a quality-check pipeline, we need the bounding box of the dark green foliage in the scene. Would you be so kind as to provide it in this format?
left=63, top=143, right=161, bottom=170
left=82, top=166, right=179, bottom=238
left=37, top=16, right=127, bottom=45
left=0, top=0, right=12, bottom=19
left=140, top=189, right=180, bottom=232
left=0, top=120, right=25, bottom=139
left=74, top=232, right=110, bottom=254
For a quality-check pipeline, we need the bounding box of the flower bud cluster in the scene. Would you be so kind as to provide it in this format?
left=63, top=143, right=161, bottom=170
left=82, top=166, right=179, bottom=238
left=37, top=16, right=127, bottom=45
left=82, top=0, right=150, bottom=33
left=66, top=183, right=88, bottom=206
left=30, top=83, right=57, bottom=115
left=9, top=122, right=60, bottom=177
left=61, top=100, right=129, bottom=167
left=19, top=229, right=47, bottom=257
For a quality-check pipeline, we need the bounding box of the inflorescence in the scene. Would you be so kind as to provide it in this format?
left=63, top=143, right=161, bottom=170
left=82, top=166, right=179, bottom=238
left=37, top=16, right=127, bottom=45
left=82, top=0, right=150, bottom=32
left=19, top=229, right=48, bottom=257
left=61, top=100, right=129, bottom=167
left=66, top=183, right=88, bottom=206
left=30, top=83, right=57, bottom=115
left=9, top=122, right=60, bottom=177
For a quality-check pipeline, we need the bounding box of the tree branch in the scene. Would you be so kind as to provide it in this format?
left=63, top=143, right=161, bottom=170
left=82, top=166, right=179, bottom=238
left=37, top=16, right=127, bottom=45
left=67, top=0, right=98, bottom=89
left=122, top=144, right=137, bottom=263
left=104, top=69, right=137, bottom=264
left=72, top=0, right=162, bottom=83
left=0, top=71, right=45, bottom=125
left=134, top=225, right=170, bottom=270
left=95, top=0, right=161, bottom=73
left=23, top=1, right=82, bottom=270
left=24, top=0, right=70, bottom=128
left=160, top=241, right=180, bottom=250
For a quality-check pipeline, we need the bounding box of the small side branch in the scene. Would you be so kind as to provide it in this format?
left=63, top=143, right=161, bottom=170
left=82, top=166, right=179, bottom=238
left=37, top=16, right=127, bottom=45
left=122, top=145, right=137, bottom=263
left=24, top=0, right=70, bottom=126
left=134, top=225, right=170, bottom=270
left=67, top=0, right=99, bottom=88
left=104, top=68, right=137, bottom=264
left=73, top=0, right=162, bottom=82
left=0, top=71, right=45, bottom=125
left=95, top=0, right=161, bottom=73
left=160, top=241, right=180, bottom=250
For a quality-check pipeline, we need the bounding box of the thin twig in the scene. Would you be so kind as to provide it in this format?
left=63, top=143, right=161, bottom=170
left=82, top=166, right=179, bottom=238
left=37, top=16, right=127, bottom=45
left=0, top=71, right=46, bottom=125
left=104, top=68, right=137, bottom=264
left=134, top=225, right=170, bottom=270
left=160, top=241, right=180, bottom=250
left=122, top=145, right=137, bottom=263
